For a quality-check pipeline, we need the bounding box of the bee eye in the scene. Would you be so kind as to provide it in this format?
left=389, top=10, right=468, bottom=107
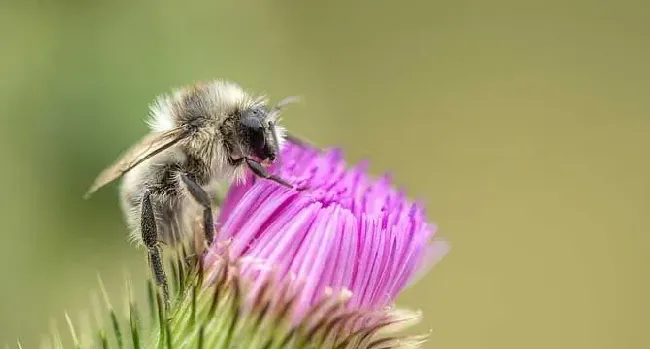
left=240, top=107, right=276, bottom=161
left=240, top=106, right=268, bottom=128
left=240, top=111, right=265, bottom=144
left=241, top=115, right=263, bottom=130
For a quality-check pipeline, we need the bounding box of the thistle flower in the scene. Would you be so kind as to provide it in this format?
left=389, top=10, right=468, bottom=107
left=198, top=143, right=449, bottom=346
left=210, top=143, right=447, bottom=315
left=40, top=142, right=448, bottom=349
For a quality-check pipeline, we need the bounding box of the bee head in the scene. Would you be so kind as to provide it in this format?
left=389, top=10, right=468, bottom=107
left=238, top=106, right=280, bottom=166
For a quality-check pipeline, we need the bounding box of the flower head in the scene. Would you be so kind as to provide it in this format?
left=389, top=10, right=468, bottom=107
left=209, top=143, right=448, bottom=316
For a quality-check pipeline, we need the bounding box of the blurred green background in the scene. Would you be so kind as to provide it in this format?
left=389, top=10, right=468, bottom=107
left=1, top=0, right=648, bottom=348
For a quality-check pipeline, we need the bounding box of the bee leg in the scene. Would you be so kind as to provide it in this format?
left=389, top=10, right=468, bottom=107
left=245, top=157, right=294, bottom=188
left=180, top=173, right=214, bottom=247
left=141, top=190, right=170, bottom=308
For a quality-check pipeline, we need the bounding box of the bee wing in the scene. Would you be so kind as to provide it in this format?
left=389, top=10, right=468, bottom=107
left=84, top=127, right=189, bottom=199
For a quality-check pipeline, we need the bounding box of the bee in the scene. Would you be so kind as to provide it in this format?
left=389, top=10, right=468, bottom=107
left=84, top=80, right=305, bottom=303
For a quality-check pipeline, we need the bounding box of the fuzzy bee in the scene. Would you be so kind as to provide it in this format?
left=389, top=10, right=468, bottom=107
left=84, top=80, right=305, bottom=303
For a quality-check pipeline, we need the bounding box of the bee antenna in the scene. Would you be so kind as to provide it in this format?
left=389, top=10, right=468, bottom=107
left=267, top=96, right=300, bottom=122
left=276, top=95, right=301, bottom=109
left=269, top=121, right=283, bottom=169
left=268, top=95, right=299, bottom=171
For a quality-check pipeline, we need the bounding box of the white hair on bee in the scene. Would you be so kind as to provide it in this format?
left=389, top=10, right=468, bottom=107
left=145, top=87, right=181, bottom=132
